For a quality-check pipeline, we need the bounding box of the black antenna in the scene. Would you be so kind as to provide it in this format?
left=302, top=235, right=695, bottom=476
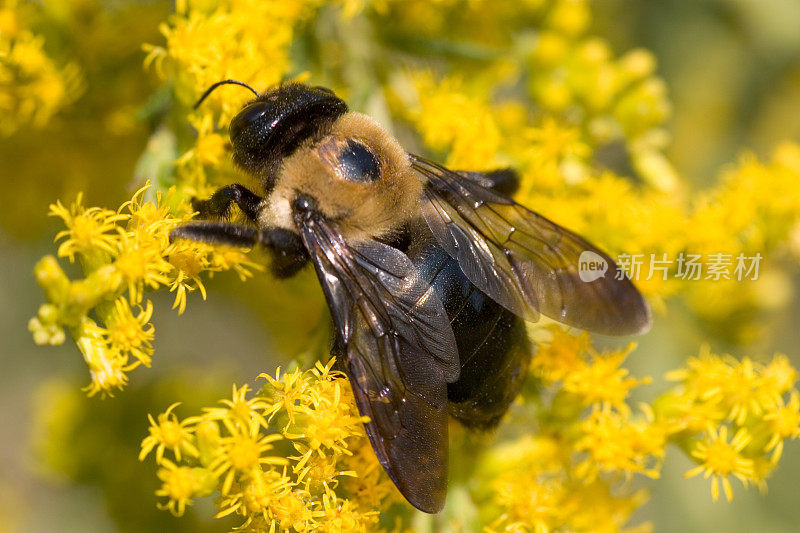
left=193, top=79, right=260, bottom=109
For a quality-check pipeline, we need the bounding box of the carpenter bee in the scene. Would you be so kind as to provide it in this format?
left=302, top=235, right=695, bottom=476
left=171, top=80, right=651, bottom=513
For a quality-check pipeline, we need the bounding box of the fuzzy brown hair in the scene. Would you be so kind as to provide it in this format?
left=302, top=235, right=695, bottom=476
left=260, top=112, right=423, bottom=242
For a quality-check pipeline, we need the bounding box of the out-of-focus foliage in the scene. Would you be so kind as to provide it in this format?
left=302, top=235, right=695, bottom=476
left=9, top=0, right=800, bottom=531
left=0, top=0, right=170, bottom=240
left=0, top=0, right=83, bottom=136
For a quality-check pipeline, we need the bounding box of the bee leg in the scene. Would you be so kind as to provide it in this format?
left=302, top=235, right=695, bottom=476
left=456, top=169, right=520, bottom=196
left=192, top=184, right=264, bottom=222
left=169, top=223, right=309, bottom=277
left=169, top=222, right=261, bottom=248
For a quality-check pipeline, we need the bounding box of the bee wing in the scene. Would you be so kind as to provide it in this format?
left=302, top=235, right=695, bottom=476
left=411, top=154, right=651, bottom=336
left=297, top=211, right=459, bottom=513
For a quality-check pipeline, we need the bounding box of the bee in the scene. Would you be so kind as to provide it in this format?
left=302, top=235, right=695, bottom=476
left=171, top=81, right=651, bottom=513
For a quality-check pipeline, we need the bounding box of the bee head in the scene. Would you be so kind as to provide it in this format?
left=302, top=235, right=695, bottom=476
left=229, top=84, right=348, bottom=183
left=195, top=81, right=348, bottom=185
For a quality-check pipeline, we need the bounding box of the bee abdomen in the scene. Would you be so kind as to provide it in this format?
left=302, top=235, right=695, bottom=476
left=405, top=225, right=531, bottom=428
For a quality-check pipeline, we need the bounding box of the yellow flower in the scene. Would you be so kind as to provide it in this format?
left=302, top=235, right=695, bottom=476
left=666, top=348, right=796, bottom=427
left=50, top=194, right=127, bottom=263
left=113, top=231, right=173, bottom=304
left=318, top=484, right=380, bottom=532
left=103, top=298, right=155, bottom=367
left=215, top=467, right=294, bottom=524
left=529, top=326, right=590, bottom=383
left=685, top=426, right=755, bottom=502
left=259, top=366, right=312, bottom=425
left=83, top=350, right=130, bottom=398
left=563, top=343, right=649, bottom=414
left=204, top=384, right=270, bottom=431
left=177, top=111, right=228, bottom=167
left=408, top=72, right=501, bottom=169
left=143, top=0, right=316, bottom=119
left=561, top=481, right=650, bottom=533
left=525, top=117, right=590, bottom=165
left=210, top=424, right=286, bottom=496
left=287, top=377, right=368, bottom=472
left=139, top=402, right=200, bottom=463
left=120, top=182, right=178, bottom=240
left=73, top=316, right=135, bottom=397
left=155, top=459, right=216, bottom=516
left=270, top=488, right=322, bottom=532
left=763, top=391, right=800, bottom=463
left=574, top=409, right=664, bottom=480
left=759, top=355, right=798, bottom=403
left=139, top=362, right=389, bottom=529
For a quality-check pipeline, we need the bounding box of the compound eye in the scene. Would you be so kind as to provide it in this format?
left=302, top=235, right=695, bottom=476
left=338, top=140, right=380, bottom=183
left=230, top=101, right=269, bottom=141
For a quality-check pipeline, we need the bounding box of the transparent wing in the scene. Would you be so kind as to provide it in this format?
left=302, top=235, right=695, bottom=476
left=411, top=154, right=651, bottom=336
left=297, top=210, right=459, bottom=513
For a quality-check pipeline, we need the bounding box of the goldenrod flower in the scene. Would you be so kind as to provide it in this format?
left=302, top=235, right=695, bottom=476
left=289, top=378, right=367, bottom=462
left=155, top=459, right=216, bottom=516
left=50, top=194, right=127, bottom=263
left=102, top=298, right=155, bottom=367
left=408, top=72, right=502, bottom=169
left=529, top=326, right=591, bottom=383
left=140, top=402, right=200, bottom=463
left=259, top=366, right=313, bottom=425
left=685, top=426, right=756, bottom=502
left=204, top=384, right=271, bottom=431
left=318, top=485, right=380, bottom=532
left=563, top=344, right=649, bottom=414
left=574, top=409, right=664, bottom=481
left=34, top=182, right=262, bottom=391
left=763, top=391, right=800, bottom=463
left=75, top=316, right=135, bottom=398
left=139, top=362, right=390, bottom=530
left=113, top=231, right=173, bottom=304
left=210, top=421, right=287, bottom=496
left=215, top=467, right=294, bottom=524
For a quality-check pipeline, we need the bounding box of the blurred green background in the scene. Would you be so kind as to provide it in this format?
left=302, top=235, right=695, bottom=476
left=1, top=0, right=799, bottom=531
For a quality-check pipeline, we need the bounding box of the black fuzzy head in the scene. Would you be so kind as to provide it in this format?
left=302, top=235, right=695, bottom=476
left=228, top=83, right=348, bottom=186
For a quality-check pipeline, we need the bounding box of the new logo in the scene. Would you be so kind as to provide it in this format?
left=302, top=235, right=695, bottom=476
left=578, top=250, right=608, bottom=282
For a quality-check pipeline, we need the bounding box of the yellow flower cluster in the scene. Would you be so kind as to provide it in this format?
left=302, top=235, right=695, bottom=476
left=472, top=328, right=800, bottom=530
left=139, top=360, right=398, bottom=531
left=143, top=0, right=336, bottom=199
left=144, top=0, right=320, bottom=119
left=29, top=183, right=260, bottom=396
left=470, top=327, right=661, bottom=532
left=0, top=0, right=83, bottom=135
left=682, top=143, right=800, bottom=341
left=657, top=347, right=800, bottom=501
